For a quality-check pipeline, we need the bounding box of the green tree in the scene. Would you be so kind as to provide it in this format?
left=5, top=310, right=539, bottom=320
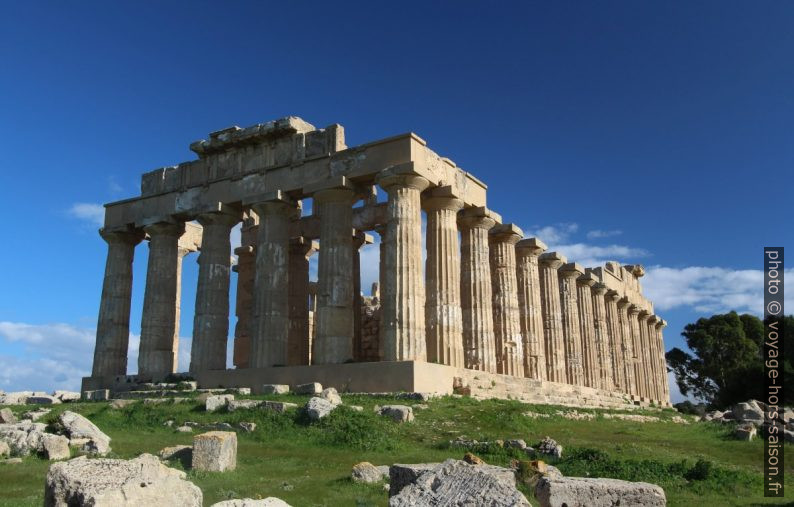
left=666, top=311, right=791, bottom=409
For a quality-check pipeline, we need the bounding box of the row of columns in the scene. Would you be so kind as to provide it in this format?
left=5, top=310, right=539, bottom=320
left=92, top=169, right=669, bottom=403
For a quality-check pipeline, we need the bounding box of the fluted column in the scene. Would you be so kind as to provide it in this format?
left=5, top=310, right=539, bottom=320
left=637, top=310, right=652, bottom=399
left=538, top=252, right=567, bottom=383
left=658, top=319, right=670, bottom=403
left=515, top=238, right=548, bottom=380
left=647, top=315, right=661, bottom=401
left=617, top=297, right=636, bottom=395
left=576, top=272, right=599, bottom=388
left=489, top=224, right=524, bottom=376
left=459, top=207, right=500, bottom=372
left=191, top=209, right=239, bottom=372
left=374, top=224, right=387, bottom=361
left=627, top=304, right=643, bottom=397
left=378, top=170, right=429, bottom=362
left=232, top=215, right=258, bottom=369
left=139, top=221, right=184, bottom=377
left=423, top=192, right=464, bottom=367
left=352, top=231, right=372, bottom=361
left=605, top=291, right=626, bottom=392
left=590, top=283, right=613, bottom=391
left=247, top=194, right=296, bottom=367
left=288, top=237, right=317, bottom=365
left=559, top=263, right=585, bottom=386
left=92, top=228, right=144, bottom=377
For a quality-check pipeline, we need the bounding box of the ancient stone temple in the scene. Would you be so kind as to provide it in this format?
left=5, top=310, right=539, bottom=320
left=84, top=117, right=671, bottom=408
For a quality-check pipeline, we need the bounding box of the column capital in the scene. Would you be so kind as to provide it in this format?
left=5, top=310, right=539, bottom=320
left=304, top=176, right=358, bottom=201
left=352, top=230, right=374, bottom=249
left=616, top=296, right=631, bottom=309
left=143, top=220, right=185, bottom=237
left=99, top=227, right=145, bottom=246
left=627, top=303, right=641, bottom=316
left=290, top=236, right=318, bottom=257
left=538, top=251, right=567, bottom=269
left=559, top=262, right=585, bottom=279
left=638, top=309, right=651, bottom=321
left=591, top=282, right=609, bottom=295
left=625, top=264, right=646, bottom=277
left=457, top=206, right=500, bottom=231
left=577, top=272, right=598, bottom=287
left=515, top=237, right=547, bottom=257
left=376, top=163, right=431, bottom=192
left=656, top=319, right=667, bottom=329
left=422, top=187, right=464, bottom=212
left=245, top=190, right=294, bottom=208
left=605, top=289, right=621, bottom=302
left=648, top=314, right=660, bottom=325
left=489, top=223, right=523, bottom=245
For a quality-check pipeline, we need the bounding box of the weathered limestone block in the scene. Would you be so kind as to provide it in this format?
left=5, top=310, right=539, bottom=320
left=0, top=420, right=47, bottom=456
left=238, top=422, right=256, bottom=433
left=351, top=461, right=389, bottom=483
left=211, top=499, right=291, bottom=507
left=206, top=395, right=234, bottom=412
left=319, top=387, right=342, bottom=406
left=159, top=444, right=192, bottom=462
left=40, top=434, right=70, bottom=460
left=378, top=169, right=429, bottom=362
left=45, top=453, right=203, bottom=506
left=423, top=190, right=465, bottom=367
left=0, top=441, right=9, bottom=457
left=389, top=459, right=529, bottom=506
left=516, top=238, right=548, bottom=380
left=378, top=405, right=414, bottom=423
left=262, top=384, right=290, bottom=395
left=0, top=408, right=16, bottom=424
left=58, top=411, right=111, bottom=456
left=534, top=477, right=666, bottom=507
left=24, top=408, right=51, bottom=421
left=261, top=401, right=298, bottom=413
left=53, top=391, right=81, bottom=403
left=294, top=382, right=323, bottom=395
left=192, top=431, right=237, bottom=472
left=83, top=389, right=110, bottom=401
left=459, top=206, right=500, bottom=372
left=538, top=252, right=567, bottom=383
left=489, top=223, right=524, bottom=377
left=227, top=400, right=261, bottom=411
left=536, top=436, right=563, bottom=458
left=305, top=397, right=336, bottom=421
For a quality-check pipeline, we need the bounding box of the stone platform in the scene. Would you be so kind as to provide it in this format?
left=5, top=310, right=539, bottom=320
left=81, top=361, right=670, bottom=410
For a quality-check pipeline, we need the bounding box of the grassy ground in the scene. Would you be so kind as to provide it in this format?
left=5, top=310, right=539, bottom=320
left=1, top=394, right=792, bottom=506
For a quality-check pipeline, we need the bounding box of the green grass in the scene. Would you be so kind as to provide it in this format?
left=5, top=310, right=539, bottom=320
left=1, top=395, right=792, bottom=506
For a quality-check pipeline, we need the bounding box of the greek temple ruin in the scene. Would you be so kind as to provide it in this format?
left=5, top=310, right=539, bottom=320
left=84, top=117, right=671, bottom=408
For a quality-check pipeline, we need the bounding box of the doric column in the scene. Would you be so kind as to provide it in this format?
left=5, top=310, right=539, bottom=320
left=538, top=252, right=567, bottom=383
left=232, top=214, right=258, bottom=369
left=423, top=190, right=465, bottom=367
left=637, top=310, right=652, bottom=399
left=559, top=263, right=585, bottom=386
left=377, top=169, right=429, bottom=362
left=576, top=272, right=599, bottom=388
left=604, top=291, right=626, bottom=392
left=590, top=282, right=613, bottom=391
left=515, top=238, right=548, bottom=380
left=190, top=207, right=240, bottom=372
left=489, top=223, right=524, bottom=376
left=459, top=206, right=500, bottom=372
left=139, top=221, right=184, bottom=377
left=172, top=223, right=202, bottom=372
left=374, top=223, right=387, bottom=361
left=647, top=315, right=661, bottom=401
left=92, top=228, right=144, bottom=377
left=617, top=297, right=637, bottom=395
left=352, top=231, right=372, bottom=361
left=288, top=237, right=317, bottom=365
left=658, top=319, right=670, bottom=403
left=627, top=304, right=643, bottom=397
left=246, top=192, right=296, bottom=368
left=313, top=180, right=356, bottom=364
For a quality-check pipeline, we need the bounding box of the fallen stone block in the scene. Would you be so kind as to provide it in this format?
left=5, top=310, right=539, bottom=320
left=192, top=431, right=237, bottom=472
left=379, top=405, right=414, bottom=423
left=535, top=476, right=666, bottom=507
left=389, top=461, right=515, bottom=497
left=735, top=424, right=757, bottom=441
left=44, top=453, right=203, bottom=506
left=261, top=401, right=297, bottom=413
left=351, top=461, right=388, bottom=483
left=0, top=408, right=17, bottom=424
left=305, top=397, right=336, bottom=421
left=0, top=441, right=9, bottom=457
left=389, top=459, right=529, bottom=506
left=23, top=408, right=51, bottom=421
left=211, top=498, right=292, bottom=506
left=177, top=381, right=198, bottom=391
left=320, top=387, right=342, bottom=406
left=53, top=391, right=81, bottom=403
left=238, top=422, right=256, bottom=433
left=82, top=389, right=110, bottom=401
left=295, top=382, right=323, bottom=395
left=40, top=434, right=70, bottom=460
left=58, top=411, right=111, bottom=455
left=732, top=401, right=764, bottom=425
left=0, top=420, right=47, bottom=456
left=206, top=394, right=234, bottom=412
left=262, top=384, right=290, bottom=395
left=536, top=436, right=563, bottom=458
left=159, top=444, right=192, bottom=461
left=227, top=400, right=261, bottom=411
left=176, top=425, right=193, bottom=433
left=26, top=394, right=62, bottom=405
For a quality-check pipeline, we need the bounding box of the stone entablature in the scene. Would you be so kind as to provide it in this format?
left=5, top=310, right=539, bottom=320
left=87, top=117, right=671, bottom=408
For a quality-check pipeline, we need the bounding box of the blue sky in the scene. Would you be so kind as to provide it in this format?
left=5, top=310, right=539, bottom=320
left=0, top=2, right=791, bottom=400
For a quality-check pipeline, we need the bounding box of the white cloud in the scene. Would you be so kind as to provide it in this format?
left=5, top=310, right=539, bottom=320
left=524, top=223, right=579, bottom=244
left=68, top=203, right=104, bottom=227
left=551, top=243, right=650, bottom=268
left=586, top=229, right=622, bottom=240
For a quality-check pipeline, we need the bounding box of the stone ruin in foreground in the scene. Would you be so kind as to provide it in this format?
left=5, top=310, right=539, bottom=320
left=85, top=117, right=671, bottom=408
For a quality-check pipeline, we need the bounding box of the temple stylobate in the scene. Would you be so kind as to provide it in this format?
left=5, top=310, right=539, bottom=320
left=85, top=117, right=671, bottom=409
